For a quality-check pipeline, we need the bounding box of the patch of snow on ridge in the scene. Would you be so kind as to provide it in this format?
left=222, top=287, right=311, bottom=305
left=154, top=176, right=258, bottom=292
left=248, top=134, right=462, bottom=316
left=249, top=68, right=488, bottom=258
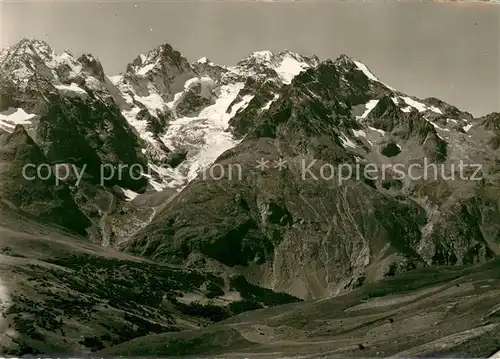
left=368, top=126, right=386, bottom=135
left=426, top=119, right=450, bottom=132
left=251, top=50, right=273, bottom=62
left=490, top=348, right=500, bottom=359
left=184, top=84, right=251, bottom=181
left=239, top=50, right=316, bottom=85
left=122, top=106, right=153, bottom=142
left=0, top=277, right=12, bottom=333
left=167, top=76, right=214, bottom=111
left=463, top=124, right=473, bottom=132
left=356, top=99, right=379, bottom=120
left=0, top=108, right=37, bottom=132
left=227, top=94, right=255, bottom=119
left=352, top=129, right=372, bottom=145
left=400, top=96, right=443, bottom=114
left=108, top=75, right=122, bottom=86
left=352, top=129, right=366, bottom=138
left=353, top=61, right=378, bottom=82
left=196, top=57, right=215, bottom=65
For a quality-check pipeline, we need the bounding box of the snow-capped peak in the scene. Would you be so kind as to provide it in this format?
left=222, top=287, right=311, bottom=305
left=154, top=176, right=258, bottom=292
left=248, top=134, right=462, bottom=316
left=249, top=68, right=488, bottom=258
left=241, top=49, right=317, bottom=66
left=0, top=38, right=53, bottom=66
left=332, top=54, right=395, bottom=91
left=236, top=49, right=319, bottom=84
left=353, top=60, right=383, bottom=84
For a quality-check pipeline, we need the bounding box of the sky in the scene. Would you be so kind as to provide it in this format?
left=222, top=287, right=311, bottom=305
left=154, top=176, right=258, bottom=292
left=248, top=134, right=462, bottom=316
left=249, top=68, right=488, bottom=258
left=1, top=0, right=499, bottom=117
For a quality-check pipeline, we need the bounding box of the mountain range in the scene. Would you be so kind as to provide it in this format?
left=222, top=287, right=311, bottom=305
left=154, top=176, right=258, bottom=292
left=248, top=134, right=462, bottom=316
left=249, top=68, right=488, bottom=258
left=0, top=37, right=499, bottom=357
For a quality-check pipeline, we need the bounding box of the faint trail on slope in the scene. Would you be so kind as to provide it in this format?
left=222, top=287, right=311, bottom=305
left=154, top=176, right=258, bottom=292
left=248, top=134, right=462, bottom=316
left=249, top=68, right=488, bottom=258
left=0, top=273, right=12, bottom=333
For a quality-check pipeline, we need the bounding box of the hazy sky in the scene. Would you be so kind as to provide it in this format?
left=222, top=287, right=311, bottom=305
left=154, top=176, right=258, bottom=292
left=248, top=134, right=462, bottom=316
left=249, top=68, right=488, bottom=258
left=1, top=1, right=499, bottom=116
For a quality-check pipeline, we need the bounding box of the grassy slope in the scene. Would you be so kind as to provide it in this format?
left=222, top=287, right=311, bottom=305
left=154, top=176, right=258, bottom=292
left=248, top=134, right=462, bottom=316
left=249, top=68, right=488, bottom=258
left=101, top=259, right=500, bottom=358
